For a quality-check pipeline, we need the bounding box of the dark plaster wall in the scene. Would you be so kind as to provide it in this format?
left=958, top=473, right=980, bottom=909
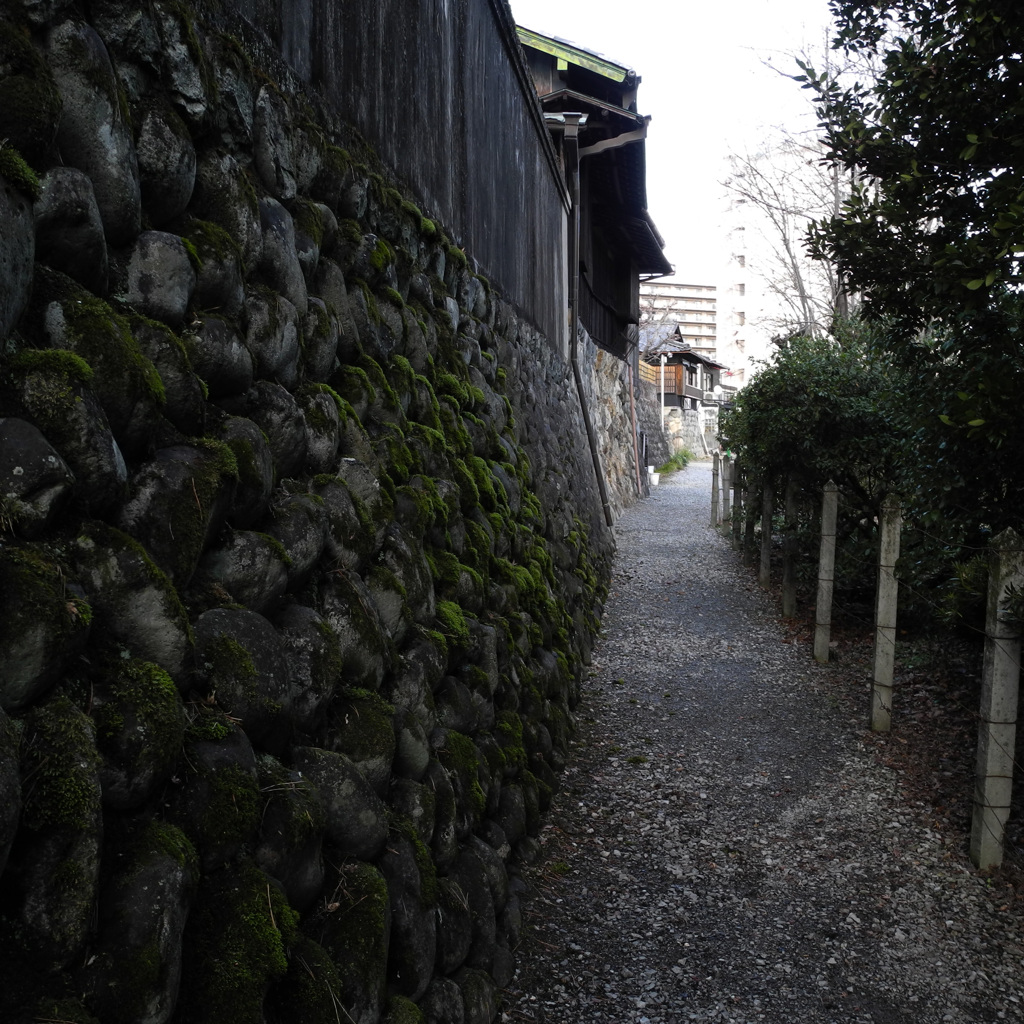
left=212, top=0, right=569, bottom=346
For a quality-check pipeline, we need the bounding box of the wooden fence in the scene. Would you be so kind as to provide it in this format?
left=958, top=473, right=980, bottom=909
left=709, top=464, right=1024, bottom=871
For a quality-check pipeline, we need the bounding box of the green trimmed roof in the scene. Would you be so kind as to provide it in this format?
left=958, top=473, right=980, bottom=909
left=516, top=27, right=631, bottom=82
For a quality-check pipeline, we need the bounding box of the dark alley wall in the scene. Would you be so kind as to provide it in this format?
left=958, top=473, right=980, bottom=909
left=0, top=1, right=613, bottom=1022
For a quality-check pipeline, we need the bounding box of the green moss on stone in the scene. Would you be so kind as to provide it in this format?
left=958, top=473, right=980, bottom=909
left=92, top=656, right=185, bottom=773
left=437, top=402, right=471, bottom=456
left=446, top=242, right=468, bottom=269
left=395, top=480, right=445, bottom=534
left=223, top=432, right=266, bottom=495
left=406, top=421, right=447, bottom=456
left=185, top=706, right=233, bottom=742
left=449, top=460, right=480, bottom=513
left=423, top=628, right=449, bottom=659
left=0, top=142, right=40, bottom=200
left=368, top=563, right=407, bottom=599
left=201, top=629, right=283, bottom=722
left=358, top=353, right=399, bottom=409
left=378, top=424, right=416, bottom=484
left=391, top=816, right=439, bottom=909
left=496, top=710, right=527, bottom=770
left=468, top=456, right=499, bottom=510
left=179, top=859, right=298, bottom=1024
left=439, top=730, right=485, bottom=818
left=7, top=347, right=93, bottom=384
left=186, top=218, right=243, bottom=268
left=199, top=760, right=261, bottom=849
left=292, top=197, right=325, bottom=245
left=179, top=236, right=202, bottom=273
left=0, top=543, right=90, bottom=676
left=31, top=268, right=166, bottom=408
left=323, top=144, right=352, bottom=176
left=369, top=236, right=395, bottom=273
left=335, top=365, right=377, bottom=407
left=256, top=754, right=326, bottom=846
left=314, top=860, right=390, bottom=1011
left=140, top=819, right=198, bottom=873
left=461, top=519, right=491, bottom=575
left=434, top=371, right=469, bottom=408
left=435, top=599, right=469, bottom=650
left=269, top=934, right=345, bottom=1024
left=426, top=548, right=481, bottom=598
left=21, top=694, right=102, bottom=832
left=163, top=1, right=216, bottom=101
left=255, top=530, right=292, bottom=568
left=338, top=217, right=363, bottom=250
left=74, top=521, right=194, bottom=647
left=383, top=994, right=426, bottom=1024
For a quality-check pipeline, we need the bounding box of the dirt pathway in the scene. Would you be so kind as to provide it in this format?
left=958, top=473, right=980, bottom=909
left=501, top=461, right=1024, bottom=1024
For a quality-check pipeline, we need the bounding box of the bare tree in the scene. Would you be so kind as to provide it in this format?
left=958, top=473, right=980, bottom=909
left=723, top=134, right=848, bottom=340
left=722, top=42, right=875, bottom=342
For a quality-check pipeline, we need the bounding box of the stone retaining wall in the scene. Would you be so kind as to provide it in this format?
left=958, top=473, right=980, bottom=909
left=665, top=405, right=706, bottom=459
left=636, top=380, right=673, bottom=470
left=0, top=3, right=613, bottom=1023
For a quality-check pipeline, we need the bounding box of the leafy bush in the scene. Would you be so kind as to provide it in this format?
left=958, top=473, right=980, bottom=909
left=655, top=448, right=693, bottom=475
left=721, top=326, right=907, bottom=509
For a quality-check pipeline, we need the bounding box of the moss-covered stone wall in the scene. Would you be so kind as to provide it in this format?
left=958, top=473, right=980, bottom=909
left=207, top=0, right=572, bottom=348
left=0, top=3, right=613, bottom=1023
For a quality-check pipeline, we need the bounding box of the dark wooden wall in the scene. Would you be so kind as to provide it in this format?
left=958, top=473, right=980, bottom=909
left=207, top=0, right=569, bottom=348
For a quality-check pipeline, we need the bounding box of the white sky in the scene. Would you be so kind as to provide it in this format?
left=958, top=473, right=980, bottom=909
left=509, top=0, right=835, bottom=281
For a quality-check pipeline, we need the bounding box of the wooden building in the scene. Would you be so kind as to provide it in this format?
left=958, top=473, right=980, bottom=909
left=517, top=28, right=673, bottom=359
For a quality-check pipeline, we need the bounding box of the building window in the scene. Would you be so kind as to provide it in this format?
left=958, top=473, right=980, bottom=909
left=737, top=283, right=746, bottom=296
left=737, top=254, right=746, bottom=268
left=736, top=311, right=745, bottom=325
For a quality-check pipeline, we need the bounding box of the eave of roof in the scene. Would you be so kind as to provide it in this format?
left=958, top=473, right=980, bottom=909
left=619, top=215, right=673, bottom=277
left=641, top=347, right=729, bottom=371
left=536, top=88, right=644, bottom=128
left=516, top=27, right=633, bottom=82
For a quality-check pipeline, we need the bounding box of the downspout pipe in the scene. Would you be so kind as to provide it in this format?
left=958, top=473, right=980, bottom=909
left=555, top=112, right=615, bottom=529
left=627, top=352, right=643, bottom=495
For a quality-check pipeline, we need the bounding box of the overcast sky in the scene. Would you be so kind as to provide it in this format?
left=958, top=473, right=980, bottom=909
left=508, top=0, right=835, bottom=281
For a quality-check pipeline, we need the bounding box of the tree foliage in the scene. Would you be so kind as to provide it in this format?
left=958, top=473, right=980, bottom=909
left=722, top=327, right=991, bottom=624
left=805, top=0, right=1024, bottom=330
left=801, top=0, right=1024, bottom=523
left=722, top=327, right=905, bottom=509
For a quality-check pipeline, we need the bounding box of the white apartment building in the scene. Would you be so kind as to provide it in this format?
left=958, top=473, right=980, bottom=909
left=640, top=281, right=716, bottom=350
left=640, top=279, right=753, bottom=388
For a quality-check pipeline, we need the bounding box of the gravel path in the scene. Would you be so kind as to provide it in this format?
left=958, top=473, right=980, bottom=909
left=502, top=460, right=1024, bottom=1024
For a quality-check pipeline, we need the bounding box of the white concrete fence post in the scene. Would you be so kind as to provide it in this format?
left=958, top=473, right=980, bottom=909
left=813, top=480, right=839, bottom=664
left=721, top=455, right=732, bottom=538
left=781, top=477, right=798, bottom=618
left=711, top=452, right=720, bottom=528
left=731, top=461, right=744, bottom=549
left=743, top=477, right=757, bottom=565
left=870, top=495, right=902, bottom=732
left=758, top=483, right=773, bottom=589
left=970, top=528, right=1024, bottom=870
